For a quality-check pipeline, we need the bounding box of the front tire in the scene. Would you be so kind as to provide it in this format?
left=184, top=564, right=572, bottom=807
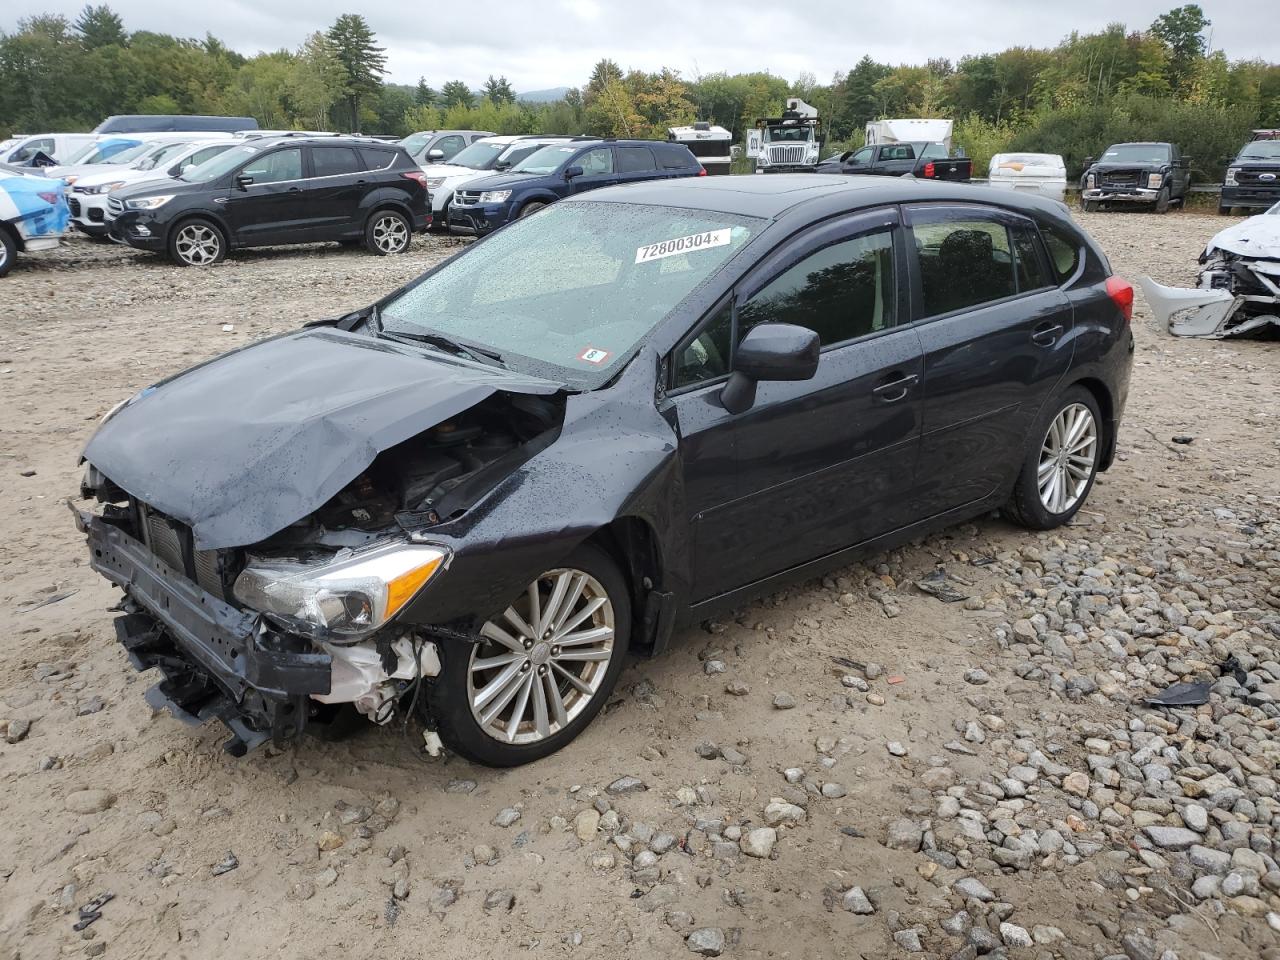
left=0, top=227, right=15, bottom=278
left=1154, top=187, right=1171, bottom=214
left=365, top=209, right=411, bottom=255
left=1082, top=200, right=1100, bottom=213
left=518, top=201, right=547, bottom=219
left=167, top=218, right=226, bottom=267
left=1004, top=386, right=1103, bottom=530
left=427, top=542, right=630, bottom=767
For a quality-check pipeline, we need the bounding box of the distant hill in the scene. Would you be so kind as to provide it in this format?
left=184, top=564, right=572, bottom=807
left=517, top=87, right=572, bottom=103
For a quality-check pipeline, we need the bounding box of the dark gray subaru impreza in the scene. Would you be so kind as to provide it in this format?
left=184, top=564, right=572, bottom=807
left=76, top=175, right=1134, bottom=767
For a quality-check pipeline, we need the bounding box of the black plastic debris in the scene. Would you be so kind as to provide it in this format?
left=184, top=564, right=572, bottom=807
left=1145, top=681, right=1211, bottom=707
left=73, top=892, right=114, bottom=931
left=1220, top=654, right=1248, bottom=685
left=1171, top=435, right=1194, bottom=445
left=915, top=572, right=968, bottom=603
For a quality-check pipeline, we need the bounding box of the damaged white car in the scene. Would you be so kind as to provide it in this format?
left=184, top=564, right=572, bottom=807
left=1139, top=201, right=1280, bottom=338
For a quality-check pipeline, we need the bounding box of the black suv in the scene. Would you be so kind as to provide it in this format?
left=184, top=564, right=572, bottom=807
left=108, top=136, right=430, bottom=266
left=1079, top=142, right=1191, bottom=214
left=448, top=138, right=703, bottom=235
left=1220, top=133, right=1280, bottom=215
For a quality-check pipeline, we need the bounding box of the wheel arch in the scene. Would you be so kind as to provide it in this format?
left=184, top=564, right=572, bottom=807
left=1068, top=376, right=1116, bottom=470
left=512, top=193, right=558, bottom=217
left=0, top=219, right=25, bottom=253
left=166, top=211, right=230, bottom=249
left=584, top=516, right=671, bottom=658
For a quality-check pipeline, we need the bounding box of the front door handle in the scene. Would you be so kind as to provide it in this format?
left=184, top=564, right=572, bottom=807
left=1032, top=323, right=1063, bottom=346
left=872, top=373, right=919, bottom=402
left=287, top=186, right=302, bottom=193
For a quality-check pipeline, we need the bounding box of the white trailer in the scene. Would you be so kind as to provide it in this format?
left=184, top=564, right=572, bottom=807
left=865, top=119, right=954, bottom=152
left=668, top=122, right=733, bottom=175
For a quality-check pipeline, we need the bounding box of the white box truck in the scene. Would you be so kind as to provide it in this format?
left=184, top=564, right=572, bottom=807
left=865, top=119, right=954, bottom=152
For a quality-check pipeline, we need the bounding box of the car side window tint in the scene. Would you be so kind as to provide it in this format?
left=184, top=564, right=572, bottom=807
left=882, top=145, right=913, bottom=161
left=1041, top=226, right=1082, bottom=284
left=578, top=148, right=614, bottom=175
left=739, top=229, right=897, bottom=347
left=312, top=146, right=362, bottom=177
left=242, top=147, right=302, bottom=184
left=1012, top=225, right=1052, bottom=292
left=658, top=145, right=693, bottom=169
left=921, top=143, right=948, bottom=159
left=436, top=135, right=465, bottom=159
left=673, top=303, right=732, bottom=388
left=912, top=218, right=1015, bottom=316
left=190, top=146, right=225, bottom=166
left=618, top=147, right=656, bottom=173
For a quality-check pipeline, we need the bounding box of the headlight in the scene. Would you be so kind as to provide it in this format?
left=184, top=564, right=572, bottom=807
left=126, top=194, right=174, bottom=210
left=232, top=541, right=449, bottom=639
left=1147, top=173, right=1164, bottom=189
left=63, top=175, right=79, bottom=185
left=85, top=181, right=126, bottom=195
left=1085, top=173, right=1095, bottom=188
left=478, top=190, right=511, bottom=203
left=1225, top=167, right=1239, bottom=186
left=425, top=177, right=446, bottom=190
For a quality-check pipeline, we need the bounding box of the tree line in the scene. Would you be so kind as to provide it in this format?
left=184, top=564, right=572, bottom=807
left=2, top=5, right=1276, bottom=178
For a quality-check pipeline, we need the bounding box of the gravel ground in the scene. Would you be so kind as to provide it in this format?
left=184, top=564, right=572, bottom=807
left=1, top=213, right=1278, bottom=960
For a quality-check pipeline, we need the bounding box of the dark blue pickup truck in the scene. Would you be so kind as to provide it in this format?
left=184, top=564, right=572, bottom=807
left=817, top=141, right=972, bottom=181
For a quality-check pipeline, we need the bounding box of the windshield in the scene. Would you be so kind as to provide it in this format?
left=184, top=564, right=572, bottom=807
left=1101, top=144, right=1170, bottom=163
left=513, top=144, right=581, bottom=174
left=63, top=142, right=99, bottom=164
left=447, top=141, right=506, bottom=170
left=380, top=200, right=761, bottom=387
left=765, top=126, right=812, bottom=143
left=1239, top=141, right=1280, bottom=160
left=135, top=141, right=191, bottom=170
left=400, top=132, right=435, bottom=155
left=180, top=143, right=259, bottom=183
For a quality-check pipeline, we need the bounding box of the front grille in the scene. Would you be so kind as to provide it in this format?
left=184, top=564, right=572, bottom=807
left=1236, top=168, right=1280, bottom=185
left=89, top=208, right=104, bottom=222
left=68, top=198, right=81, bottom=216
left=1100, top=169, right=1140, bottom=188
left=455, top=191, right=481, bottom=206
left=142, top=507, right=187, bottom=572
left=107, top=197, right=124, bottom=215
left=767, top=145, right=807, bottom=165
left=136, top=501, right=235, bottom=600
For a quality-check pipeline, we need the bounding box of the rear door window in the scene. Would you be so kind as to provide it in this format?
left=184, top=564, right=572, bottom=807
left=911, top=215, right=1016, bottom=316
left=618, top=147, right=656, bottom=173
left=881, top=144, right=914, bottom=161
left=312, top=146, right=363, bottom=177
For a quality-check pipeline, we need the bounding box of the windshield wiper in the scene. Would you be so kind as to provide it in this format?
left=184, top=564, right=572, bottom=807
left=379, top=327, right=505, bottom=367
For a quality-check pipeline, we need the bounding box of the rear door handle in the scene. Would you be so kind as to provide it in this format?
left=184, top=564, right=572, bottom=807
left=287, top=186, right=302, bottom=193
left=1032, top=323, right=1063, bottom=346
left=872, top=373, right=919, bottom=402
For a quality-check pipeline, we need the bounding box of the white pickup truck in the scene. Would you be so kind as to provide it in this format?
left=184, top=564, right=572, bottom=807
left=421, top=135, right=575, bottom=227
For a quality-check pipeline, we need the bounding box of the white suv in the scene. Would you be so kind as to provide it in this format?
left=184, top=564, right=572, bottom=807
left=423, top=135, right=575, bottom=228
left=68, top=140, right=238, bottom=238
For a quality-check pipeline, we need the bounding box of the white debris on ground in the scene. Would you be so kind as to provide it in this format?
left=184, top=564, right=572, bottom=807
left=0, top=214, right=1277, bottom=959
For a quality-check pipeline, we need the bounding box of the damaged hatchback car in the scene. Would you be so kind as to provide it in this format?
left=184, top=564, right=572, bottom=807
left=76, top=175, right=1134, bottom=767
left=1139, top=201, right=1280, bottom=338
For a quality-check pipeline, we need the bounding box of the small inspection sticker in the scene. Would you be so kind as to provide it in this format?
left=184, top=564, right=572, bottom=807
left=577, top=346, right=611, bottom=365
left=635, top=228, right=732, bottom=264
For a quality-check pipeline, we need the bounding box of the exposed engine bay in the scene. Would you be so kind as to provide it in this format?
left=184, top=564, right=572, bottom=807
left=1140, top=202, right=1280, bottom=338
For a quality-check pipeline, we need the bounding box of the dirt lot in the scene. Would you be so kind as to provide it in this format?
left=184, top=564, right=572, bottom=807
left=1, top=212, right=1278, bottom=960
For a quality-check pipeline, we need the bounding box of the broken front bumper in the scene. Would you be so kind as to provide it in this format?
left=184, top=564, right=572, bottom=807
left=79, top=511, right=332, bottom=755
left=1082, top=187, right=1159, bottom=204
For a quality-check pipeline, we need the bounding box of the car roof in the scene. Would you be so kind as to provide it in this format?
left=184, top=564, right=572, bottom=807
left=247, top=135, right=399, bottom=150
left=572, top=174, right=1073, bottom=222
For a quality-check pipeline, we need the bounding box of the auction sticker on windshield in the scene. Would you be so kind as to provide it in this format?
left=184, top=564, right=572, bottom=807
left=577, top=347, right=611, bottom=365
left=636, top=228, right=731, bottom=264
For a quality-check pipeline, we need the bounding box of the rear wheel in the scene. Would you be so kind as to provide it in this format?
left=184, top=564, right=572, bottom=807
left=518, top=201, right=547, bottom=219
left=0, top=227, right=15, bottom=278
left=1218, top=205, right=1233, bottom=216
left=365, top=209, right=411, bottom=255
left=427, top=542, right=630, bottom=766
left=167, top=218, right=225, bottom=267
left=1004, top=386, right=1103, bottom=531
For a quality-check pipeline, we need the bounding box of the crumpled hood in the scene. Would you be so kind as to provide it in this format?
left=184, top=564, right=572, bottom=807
left=83, top=327, right=558, bottom=550
left=1205, top=210, right=1280, bottom=260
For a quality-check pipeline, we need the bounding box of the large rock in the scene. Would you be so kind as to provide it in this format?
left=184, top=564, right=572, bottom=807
left=65, top=789, right=115, bottom=815
left=687, top=928, right=725, bottom=956
left=740, top=827, right=777, bottom=858
left=841, top=887, right=875, bottom=914
left=1142, top=826, right=1199, bottom=851
left=885, top=818, right=924, bottom=851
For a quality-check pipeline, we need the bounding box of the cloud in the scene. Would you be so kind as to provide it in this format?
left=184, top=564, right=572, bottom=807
left=5, top=0, right=1277, bottom=90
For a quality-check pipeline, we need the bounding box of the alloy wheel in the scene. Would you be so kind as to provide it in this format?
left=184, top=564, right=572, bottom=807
left=174, top=224, right=221, bottom=265
left=372, top=215, right=409, bottom=253
left=467, top=568, right=616, bottom=744
left=1037, top=402, right=1098, bottom=514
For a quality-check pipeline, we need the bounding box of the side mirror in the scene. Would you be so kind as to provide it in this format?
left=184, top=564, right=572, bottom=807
left=426, top=148, right=445, bottom=162
left=720, top=323, right=820, bottom=414
left=235, top=174, right=254, bottom=190
left=1179, top=157, right=1191, bottom=168
left=1083, top=157, right=1095, bottom=168
left=494, top=160, right=511, bottom=170
left=564, top=164, right=584, bottom=180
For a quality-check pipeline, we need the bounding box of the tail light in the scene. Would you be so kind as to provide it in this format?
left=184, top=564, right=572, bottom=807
left=402, top=170, right=429, bottom=187
left=922, top=162, right=935, bottom=179
left=36, top=191, right=61, bottom=204
left=1105, top=276, right=1134, bottom=322
left=698, top=166, right=707, bottom=176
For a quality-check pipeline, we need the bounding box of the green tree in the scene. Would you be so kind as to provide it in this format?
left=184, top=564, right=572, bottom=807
left=290, top=32, right=346, bottom=129
left=583, top=58, right=623, bottom=106
left=325, top=13, right=386, bottom=131
left=440, top=79, right=474, bottom=109
left=1151, top=4, right=1210, bottom=93
left=414, top=76, right=435, bottom=106
left=74, top=4, right=126, bottom=50
left=482, top=74, right=516, bottom=105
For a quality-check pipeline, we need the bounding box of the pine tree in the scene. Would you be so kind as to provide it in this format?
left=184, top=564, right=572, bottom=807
left=440, top=80, right=475, bottom=109
left=325, top=13, right=387, bottom=131
left=74, top=4, right=126, bottom=49
left=415, top=77, right=435, bottom=106
left=482, top=75, right=516, bottom=105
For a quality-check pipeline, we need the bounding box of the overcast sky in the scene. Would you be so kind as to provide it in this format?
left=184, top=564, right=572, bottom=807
left=6, top=1, right=1278, bottom=91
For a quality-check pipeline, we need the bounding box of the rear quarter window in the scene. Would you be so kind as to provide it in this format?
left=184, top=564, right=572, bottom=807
left=360, top=148, right=397, bottom=171
left=658, top=144, right=696, bottom=169
left=1040, top=225, right=1082, bottom=284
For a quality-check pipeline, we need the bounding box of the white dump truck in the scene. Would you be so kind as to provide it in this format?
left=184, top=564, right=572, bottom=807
left=754, top=98, right=822, bottom=174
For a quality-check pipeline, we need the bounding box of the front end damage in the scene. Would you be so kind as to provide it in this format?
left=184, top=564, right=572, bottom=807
left=76, top=327, right=568, bottom=754
left=1139, top=206, right=1280, bottom=338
